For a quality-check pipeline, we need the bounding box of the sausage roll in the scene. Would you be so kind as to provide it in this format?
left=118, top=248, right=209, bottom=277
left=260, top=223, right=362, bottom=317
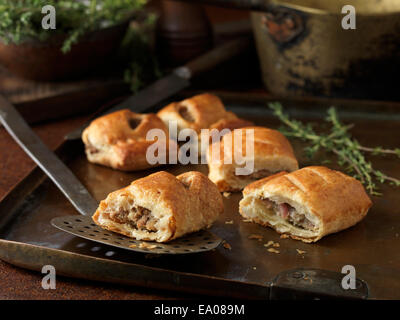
left=92, top=171, right=224, bottom=242
left=157, top=93, right=253, bottom=154
left=207, top=126, right=299, bottom=192
left=82, top=109, right=175, bottom=171
left=239, top=166, right=372, bottom=243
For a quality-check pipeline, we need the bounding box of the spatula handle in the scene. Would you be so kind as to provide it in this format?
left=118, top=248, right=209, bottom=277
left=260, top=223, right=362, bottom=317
left=0, top=95, right=98, bottom=216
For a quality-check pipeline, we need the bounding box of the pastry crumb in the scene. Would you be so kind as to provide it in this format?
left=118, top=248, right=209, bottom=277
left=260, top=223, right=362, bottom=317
left=242, top=219, right=252, bottom=223
left=129, top=244, right=137, bottom=248
left=264, top=241, right=274, bottom=247
left=222, top=242, right=232, bottom=250
left=264, top=241, right=280, bottom=248
left=248, top=234, right=263, bottom=241
left=139, top=242, right=157, bottom=249
left=267, top=248, right=280, bottom=254
left=252, top=266, right=257, bottom=270
left=280, top=234, right=289, bottom=239
left=296, top=249, right=306, bottom=255
left=225, top=220, right=234, bottom=225
left=223, top=192, right=231, bottom=198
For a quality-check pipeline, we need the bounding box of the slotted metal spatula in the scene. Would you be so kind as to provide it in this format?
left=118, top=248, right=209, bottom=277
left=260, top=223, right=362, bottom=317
left=0, top=95, right=222, bottom=254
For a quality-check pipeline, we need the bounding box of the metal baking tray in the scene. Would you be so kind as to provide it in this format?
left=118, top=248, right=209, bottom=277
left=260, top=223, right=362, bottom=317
left=0, top=92, right=399, bottom=299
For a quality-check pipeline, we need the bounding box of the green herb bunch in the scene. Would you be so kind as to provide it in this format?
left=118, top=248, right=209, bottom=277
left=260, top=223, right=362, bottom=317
left=0, top=0, right=147, bottom=53
left=269, top=102, right=400, bottom=195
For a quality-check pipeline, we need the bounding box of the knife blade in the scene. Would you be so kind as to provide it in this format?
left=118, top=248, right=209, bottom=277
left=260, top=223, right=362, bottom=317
left=64, top=36, right=251, bottom=141
left=0, top=95, right=98, bottom=216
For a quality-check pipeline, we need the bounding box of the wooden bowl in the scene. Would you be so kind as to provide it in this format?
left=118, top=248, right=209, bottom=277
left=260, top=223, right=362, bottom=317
left=0, top=21, right=129, bottom=81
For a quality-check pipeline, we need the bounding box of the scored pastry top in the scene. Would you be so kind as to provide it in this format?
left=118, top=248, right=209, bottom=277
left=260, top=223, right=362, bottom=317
left=157, top=93, right=252, bottom=134
left=82, top=109, right=169, bottom=146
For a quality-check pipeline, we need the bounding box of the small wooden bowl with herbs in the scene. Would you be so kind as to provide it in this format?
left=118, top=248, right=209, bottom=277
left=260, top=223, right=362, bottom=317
left=0, top=0, right=147, bottom=81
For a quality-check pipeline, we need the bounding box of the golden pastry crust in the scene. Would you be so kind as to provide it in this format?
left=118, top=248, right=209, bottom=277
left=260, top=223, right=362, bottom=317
left=82, top=109, right=174, bottom=171
left=209, top=115, right=254, bottom=141
left=239, top=166, right=372, bottom=242
left=158, top=93, right=229, bottom=133
left=157, top=93, right=253, bottom=153
left=92, top=171, right=224, bottom=242
left=207, top=126, right=299, bottom=192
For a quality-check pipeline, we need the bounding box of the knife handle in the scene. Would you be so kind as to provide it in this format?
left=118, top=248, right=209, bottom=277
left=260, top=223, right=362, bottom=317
left=183, top=36, right=251, bottom=78
left=0, top=95, right=98, bottom=216
left=65, top=37, right=251, bottom=142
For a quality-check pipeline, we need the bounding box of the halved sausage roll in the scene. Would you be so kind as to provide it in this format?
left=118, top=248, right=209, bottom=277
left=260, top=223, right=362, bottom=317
left=92, top=171, right=224, bottom=242
left=239, top=166, right=372, bottom=242
left=207, top=126, right=299, bottom=192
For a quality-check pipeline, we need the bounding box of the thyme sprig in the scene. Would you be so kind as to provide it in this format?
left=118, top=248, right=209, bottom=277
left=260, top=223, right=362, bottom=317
left=269, top=102, right=400, bottom=195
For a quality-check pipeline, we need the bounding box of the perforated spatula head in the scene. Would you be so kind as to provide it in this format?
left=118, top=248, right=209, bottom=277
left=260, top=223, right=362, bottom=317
left=51, top=215, right=222, bottom=254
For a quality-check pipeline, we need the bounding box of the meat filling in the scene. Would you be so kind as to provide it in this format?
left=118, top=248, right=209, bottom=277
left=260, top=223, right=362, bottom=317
left=109, top=206, right=158, bottom=233
left=236, top=169, right=272, bottom=180
left=262, top=199, right=315, bottom=230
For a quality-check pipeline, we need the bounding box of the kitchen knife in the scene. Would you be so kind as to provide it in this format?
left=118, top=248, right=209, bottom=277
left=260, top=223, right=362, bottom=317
left=65, top=36, right=251, bottom=141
